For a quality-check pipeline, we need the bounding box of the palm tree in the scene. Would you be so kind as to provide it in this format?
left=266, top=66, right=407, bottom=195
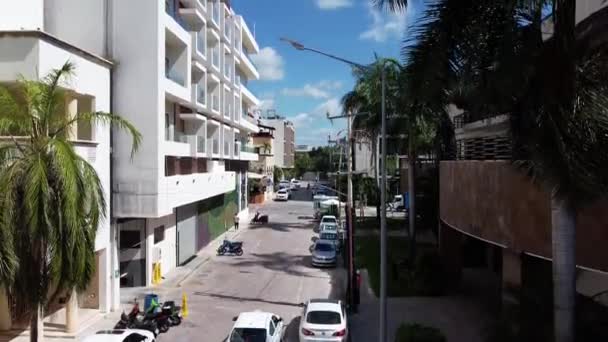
left=0, top=61, right=141, bottom=341
left=262, top=142, right=272, bottom=154
left=377, top=0, right=608, bottom=341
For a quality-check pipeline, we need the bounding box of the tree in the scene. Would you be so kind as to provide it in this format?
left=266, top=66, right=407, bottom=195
left=0, top=62, right=141, bottom=341
left=294, top=152, right=312, bottom=177
left=377, top=0, right=608, bottom=340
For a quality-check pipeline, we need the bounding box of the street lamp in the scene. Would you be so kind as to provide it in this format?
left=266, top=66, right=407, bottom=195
left=282, top=37, right=388, bottom=342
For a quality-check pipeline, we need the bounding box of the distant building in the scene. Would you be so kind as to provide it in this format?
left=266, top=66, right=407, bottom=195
left=295, top=144, right=313, bottom=153
left=260, top=111, right=295, bottom=168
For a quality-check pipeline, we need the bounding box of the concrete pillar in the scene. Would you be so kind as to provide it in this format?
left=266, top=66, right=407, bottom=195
left=65, top=289, right=78, bottom=334
left=439, top=223, right=463, bottom=284
left=36, top=306, right=44, bottom=342
left=502, top=249, right=522, bottom=306
left=65, top=97, right=78, bottom=140
left=0, top=287, right=11, bottom=331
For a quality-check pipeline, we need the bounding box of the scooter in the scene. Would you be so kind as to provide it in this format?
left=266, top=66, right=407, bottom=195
left=115, top=301, right=160, bottom=336
left=162, top=300, right=183, bottom=326
left=250, top=212, right=269, bottom=224
left=217, top=240, right=244, bottom=256
left=144, top=300, right=172, bottom=333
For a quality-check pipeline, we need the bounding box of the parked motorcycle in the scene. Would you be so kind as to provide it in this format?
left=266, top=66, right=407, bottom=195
left=144, top=300, right=172, bottom=333
left=114, top=301, right=160, bottom=336
left=161, top=300, right=182, bottom=326
left=217, top=240, right=244, bottom=256
left=250, top=211, right=269, bottom=224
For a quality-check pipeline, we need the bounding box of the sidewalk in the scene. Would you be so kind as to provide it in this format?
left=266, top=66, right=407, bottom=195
left=350, top=270, right=487, bottom=342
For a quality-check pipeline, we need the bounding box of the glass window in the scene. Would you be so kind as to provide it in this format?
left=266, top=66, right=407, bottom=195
left=306, top=311, right=341, bottom=324
left=120, top=230, right=141, bottom=250
left=314, top=243, right=334, bottom=252
left=154, top=225, right=165, bottom=244
left=229, top=328, right=267, bottom=342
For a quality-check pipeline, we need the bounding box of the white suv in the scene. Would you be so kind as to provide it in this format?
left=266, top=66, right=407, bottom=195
left=299, top=299, right=348, bottom=341
left=229, top=311, right=284, bottom=342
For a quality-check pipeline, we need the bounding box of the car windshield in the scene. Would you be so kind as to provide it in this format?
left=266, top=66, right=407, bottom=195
left=315, top=243, right=334, bottom=252
left=230, top=328, right=267, bottom=342
left=278, top=190, right=287, bottom=194
left=322, top=218, right=336, bottom=223
left=306, top=310, right=341, bottom=324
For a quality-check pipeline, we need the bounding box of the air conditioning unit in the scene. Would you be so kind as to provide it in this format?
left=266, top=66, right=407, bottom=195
left=152, top=247, right=162, bottom=263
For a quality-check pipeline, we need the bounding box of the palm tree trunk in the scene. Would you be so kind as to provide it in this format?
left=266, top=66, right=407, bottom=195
left=551, top=194, right=576, bottom=342
left=30, top=306, right=43, bottom=342
left=408, top=123, right=417, bottom=261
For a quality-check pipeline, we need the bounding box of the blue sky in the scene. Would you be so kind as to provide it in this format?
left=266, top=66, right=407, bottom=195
left=232, top=0, right=423, bottom=147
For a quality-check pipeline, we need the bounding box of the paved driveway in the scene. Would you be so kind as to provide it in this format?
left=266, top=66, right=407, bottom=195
left=159, top=192, right=346, bottom=342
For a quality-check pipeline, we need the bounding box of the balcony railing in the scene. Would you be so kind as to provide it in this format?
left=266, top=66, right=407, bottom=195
left=165, top=2, right=188, bottom=30
left=224, top=141, right=230, bottom=156
left=197, top=135, right=205, bottom=153
left=453, top=112, right=506, bottom=129
left=212, top=2, right=220, bottom=24
left=166, top=68, right=185, bottom=86
left=210, top=94, right=219, bottom=111
left=197, top=32, right=206, bottom=55
left=241, top=145, right=256, bottom=153
left=212, top=47, right=220, bottom=68
left=197, top=87, right=206, bottom=105
left=174, top=131, right=188, bottom=143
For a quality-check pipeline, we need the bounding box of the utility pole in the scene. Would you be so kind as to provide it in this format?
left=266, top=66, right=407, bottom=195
left=281, top=37, right=387, bottom=341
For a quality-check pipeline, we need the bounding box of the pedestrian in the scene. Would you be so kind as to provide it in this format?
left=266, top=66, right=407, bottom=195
left=234, top=213, right=240, bottom=230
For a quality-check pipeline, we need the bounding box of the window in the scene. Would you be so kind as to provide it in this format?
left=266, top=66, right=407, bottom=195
left=154, top=225, right=165, bottom=244
left=120, top=230, right=141, bottom=250
left=306, top=311, right=342, bottom=324
left=268, top=320, right=275, bottom=336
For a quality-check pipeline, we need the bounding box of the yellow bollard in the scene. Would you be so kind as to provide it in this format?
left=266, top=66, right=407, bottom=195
left=181, top=292, right=189, bottom=318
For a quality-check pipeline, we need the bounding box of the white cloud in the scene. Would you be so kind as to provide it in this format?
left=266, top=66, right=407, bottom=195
left=359, top=3, right=407, bottom=42
left=250, top=47, right=285, bottom=81
left=258, top=98, right=275, bottom=112
left=288, top=97, right=345, bottom=146
left=313, top=97, right=343, bottom=116
left=316, top=0, right=352, bottom=10
left=281, top=80, right=343, bottom=99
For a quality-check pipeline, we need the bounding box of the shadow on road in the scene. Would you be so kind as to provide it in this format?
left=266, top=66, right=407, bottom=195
left=247, top=222, right=312, bottom=232
left=283, top=316, right=302, bottom=342
left=193, top=291, right=305, bottom=309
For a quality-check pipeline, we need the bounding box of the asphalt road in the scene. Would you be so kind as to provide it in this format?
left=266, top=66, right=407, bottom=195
left=159, top=189, right=346, bottom=342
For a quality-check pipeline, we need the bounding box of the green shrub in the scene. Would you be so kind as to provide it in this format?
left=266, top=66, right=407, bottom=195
left=395, top=323, right=446, bottom=342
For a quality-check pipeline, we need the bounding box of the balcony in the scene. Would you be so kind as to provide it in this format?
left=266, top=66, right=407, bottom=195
left=211, top=94, right=220, bottom=113
left=211, top=46, right=220, bottom=71
left=240, top=17, right=259, bottom=54
left=191, top=31, right=206, bottom=62
left=187, top=134, right=206, bottom=156
left=164, top=131, right=190, bottom=157
left=184, top=0, right=207, bottom=14
left=178, top=7, right=205, bottom=31
left=240, top=144, right=259, bottom=161
left=208, top=0, right=220, bottom=29
left=165, top=3, right=188, bottom=32
left=241, top=84, right=259, bottom=107
left=237, top=53, right=259, bottom=80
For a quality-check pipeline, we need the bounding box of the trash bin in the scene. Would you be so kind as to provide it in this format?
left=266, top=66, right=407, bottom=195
left=144, top=293, right=159, bottom=313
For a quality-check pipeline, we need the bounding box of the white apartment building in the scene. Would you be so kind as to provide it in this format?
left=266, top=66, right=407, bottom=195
left=0, top=1, right=262, bottom=331
left=110, top=0, right=261, bottom=287
left=0, top=0, right=119, bottom=330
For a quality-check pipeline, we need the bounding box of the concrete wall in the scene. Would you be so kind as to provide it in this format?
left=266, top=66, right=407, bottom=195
left=146, top=213, right=177, bottom=282
left=0, top=35, right=117, bottom=312
left=0, top=0, right=44, bottom=30
left=440, top=160, right=608, bottom=272
left=111, top=0, right=163, bottom=218
left=44, top=0, right=107, bottom=56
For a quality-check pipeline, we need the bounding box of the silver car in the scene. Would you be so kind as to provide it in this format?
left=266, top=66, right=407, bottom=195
left=311, top=240, right=337, bottom=267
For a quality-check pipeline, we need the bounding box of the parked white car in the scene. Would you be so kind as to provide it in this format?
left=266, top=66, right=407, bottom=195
left=82, top=329, right=155, bottom=342
left=319, top=215, right=338, bottom=229
left=229, top=311, right=284, bottom=342
left=299, top=299, right=348, bottom=341
left=276, top=188, right=289, bottom=201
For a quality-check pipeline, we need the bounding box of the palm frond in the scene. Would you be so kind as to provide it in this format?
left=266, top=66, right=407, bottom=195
left=373, top=0, right=407, bottom=12
left=52, top=111, right=142, bottom=158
